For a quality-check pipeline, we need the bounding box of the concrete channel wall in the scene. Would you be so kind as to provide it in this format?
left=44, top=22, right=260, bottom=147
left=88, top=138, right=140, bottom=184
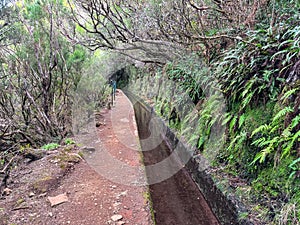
left=125, top=91, right=253, bottom=225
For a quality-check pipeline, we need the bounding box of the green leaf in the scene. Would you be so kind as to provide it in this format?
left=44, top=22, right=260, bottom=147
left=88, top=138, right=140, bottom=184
left=251, top=124, right=270, bottom=137
left=289, top=157, right=300, bottom=170
left=41, top=143, right=60, bottom=150
left=282, top=130, right=300, bottom=158
left=251, top=137, right=266, bottom=146
left=250, top=152, right=264, bottom=165
left=229, top=115, right=238, bottom=133
left=238, top=114, right=246, bottom=129
left=291, top=115, right=300, bottom=129
left=272, top=107, right=293, bottom=123
left=222, top=113, right=233, bottom=126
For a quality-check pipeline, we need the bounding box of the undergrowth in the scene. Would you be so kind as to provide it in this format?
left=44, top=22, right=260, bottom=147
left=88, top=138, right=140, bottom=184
left=127, top=20, right=300, bottom=224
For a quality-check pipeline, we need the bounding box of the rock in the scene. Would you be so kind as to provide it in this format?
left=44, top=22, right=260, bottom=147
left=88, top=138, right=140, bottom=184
left=117, top=221, right=125, bottom=225
left=24, top=149, right=47, bottom=161
left=46, top=150, right=59, bottom=155
left=13, top=201, right=29, bottom=211
left=48, top=193, right=69, bottom=207
left=38, top=193, right=47, bottom=198
left=29, top=192, right=35, bottom=198
left=3, top=188, right=12, bottom=196
left=120, top=118, right=129, bottom=123
left=82, top=146, right=96, bottom=152
left=50, top=159, right=60, bottom=164
left=96, top=122, right=105, bottom=127
left=111, top=214, right=123, bottom=222
left=48, top=212, right=53, bottom=217
left=113, top=202, right=122, bottom=207
left=120, top=191, right=128, bottom=196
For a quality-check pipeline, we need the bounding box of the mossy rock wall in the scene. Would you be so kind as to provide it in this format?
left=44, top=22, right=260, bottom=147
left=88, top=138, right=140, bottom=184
left=126, top=91, right=253, bottom=225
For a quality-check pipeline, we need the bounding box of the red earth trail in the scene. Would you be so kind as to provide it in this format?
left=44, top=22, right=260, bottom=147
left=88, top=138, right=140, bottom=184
left=0, top=90, right=220, bottom=225
left=0, top=90, right=152, bottom=225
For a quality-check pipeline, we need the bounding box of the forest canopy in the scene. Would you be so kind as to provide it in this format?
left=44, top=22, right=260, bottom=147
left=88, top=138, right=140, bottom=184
left=0, top=0, right=299, bottom=224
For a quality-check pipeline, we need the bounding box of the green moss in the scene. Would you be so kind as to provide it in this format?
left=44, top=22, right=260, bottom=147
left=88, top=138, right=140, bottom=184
left=252, top=157, right=294, bottom=198
left=41, top=143, right=60, bottom=150
left=55, top=151, right=81, bottom=169
left=32, top=175, right=53, bottom=193
left=243, top=102, right=275, bottom=132
left=238, top=211, right=249, bottom=221
left=143, top=189, right=156, bottom=225
left=78, top=151, right=84, bottom=158
left=219, top=102, right=277, bottom=179
left=15, top=198, right=25, bottom=206
left=64, top=138, right=76, bottom=145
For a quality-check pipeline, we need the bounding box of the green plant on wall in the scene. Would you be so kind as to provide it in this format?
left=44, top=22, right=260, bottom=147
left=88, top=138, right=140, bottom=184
left=251, top=105, right=300, bottom=166
left=41, top=143, right=60, bottom=150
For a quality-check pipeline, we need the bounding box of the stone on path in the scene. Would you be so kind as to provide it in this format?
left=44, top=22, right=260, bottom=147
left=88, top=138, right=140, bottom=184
left=48, top=193, right=68, bottom=207
left=111, top=214, right=123, bottom=222
left=3, top=188, right=12, bottom=196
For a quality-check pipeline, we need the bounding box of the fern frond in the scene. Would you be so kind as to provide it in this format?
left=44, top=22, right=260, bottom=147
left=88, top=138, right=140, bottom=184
left=227, top=133, right=242, bottom=151
left=250, top=152, right=264, bottom=165
left=260, top=137, right=280, bottom=147
left=282, top=130, right=300, bottom=158
left=251, top=137, right=266, bottom=146
left=229, top=115, right=238, bottom=133
left=270, top=124, right=280, bottom=134
left=238, top=114, right=246, bottom=129
left=222, top=113, right=233, bottom=126
left=259, top=146, right=273, bottom=163
left=251, top=124, right=270, bottom=137
left=197, top=136, right=206, bottom=149
left=291, top=115, right=300, bottom=129
left=241, top=91, right=255, bottom=109
left=289, top=157, right=300, bottom=170
left=272, top=106, right=293, bottom=123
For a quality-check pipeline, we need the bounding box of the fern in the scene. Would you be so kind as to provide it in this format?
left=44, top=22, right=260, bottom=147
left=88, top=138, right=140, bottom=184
left=238, top=114, right=246, bottom=129
left=289, top=157, right=300, bottom=178
left=197, top=136, right=206, bottom=149
left=272, top=106, right=293, bottom=123
left=251, top=124, right=271, bottom=137
left=222, top=113, right=233, bottom=126
left=291, top=115, right=300, bottom=129
left=251, top=137, right=266, bottom=147
left=227, top=131, right=247, bottom=154
left=269, top=124, right=280, bottom=134
left=282, top=130, right=300, bottom=158
left=251, top=103, right=299, bottom=165
left=229, top=115, right=238, bottom=133
left=259, top=146, right=273, bottom=163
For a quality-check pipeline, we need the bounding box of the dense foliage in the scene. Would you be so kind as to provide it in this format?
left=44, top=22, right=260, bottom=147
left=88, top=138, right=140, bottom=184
left=0, top=0, right=83, bottom=150
left=0, top=0, right=111, bottom=173
left=0, top=0, right=299, bottom=224
left=121, top=1, right=300, bottom=224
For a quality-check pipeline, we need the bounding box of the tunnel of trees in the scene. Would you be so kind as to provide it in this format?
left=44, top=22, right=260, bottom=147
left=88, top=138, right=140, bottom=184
left=0, top=0, right=299, bottom=224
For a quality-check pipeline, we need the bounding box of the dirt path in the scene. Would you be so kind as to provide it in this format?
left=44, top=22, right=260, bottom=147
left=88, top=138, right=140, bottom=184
left=0, top=90, right=152, bottom=225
